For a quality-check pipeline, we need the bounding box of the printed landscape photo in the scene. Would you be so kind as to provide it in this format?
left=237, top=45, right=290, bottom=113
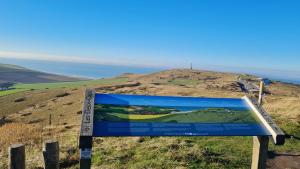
left=94, top=104, right=260, bottom=124
left=91, top=94, right=270, bottom=137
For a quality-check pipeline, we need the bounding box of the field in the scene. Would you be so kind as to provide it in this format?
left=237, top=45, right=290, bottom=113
left=13, top=78, right=128, bottom=90
left=108, top=113, right=171, bottom=120
left=0, top=88, right=29, bottom=96
left=0, top=69, right=300, bottom=168
left=0, top=77, right=128, bottom=97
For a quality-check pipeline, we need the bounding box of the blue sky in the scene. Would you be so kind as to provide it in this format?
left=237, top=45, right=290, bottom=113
left=0, top=0, right=299, bottom=72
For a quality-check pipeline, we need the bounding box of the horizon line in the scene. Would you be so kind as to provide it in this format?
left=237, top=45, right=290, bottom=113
left=1, top=50, right=300, bottom=75
left=0, top=50, right=171, bottom=69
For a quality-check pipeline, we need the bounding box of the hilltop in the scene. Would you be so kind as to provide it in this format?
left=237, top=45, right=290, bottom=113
left=0, top=69, right=299, bottom=168
left=0, top=63, right=83, bottom=85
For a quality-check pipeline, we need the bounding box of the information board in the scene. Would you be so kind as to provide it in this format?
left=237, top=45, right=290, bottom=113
left=79, top=90, right=285, bottom=169
left=92, top=94, right=271, bottom=137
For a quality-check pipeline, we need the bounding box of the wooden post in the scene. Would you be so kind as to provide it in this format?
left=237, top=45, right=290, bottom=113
left=43, top=140, right=59, bottom=169
left=79, top=137, right=93, bottom=169
left=258, top=80, right=264, bottom=106
left=251, top=79, right=276, bottom=168
left=79, top=89, right=95, bottom=169
left=251, top=136, right=269, bottom=169
left=8, top=144, right=25, bottom=169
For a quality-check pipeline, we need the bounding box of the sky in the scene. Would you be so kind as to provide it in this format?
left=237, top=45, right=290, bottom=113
left=0, top=0, right=300, bottom=73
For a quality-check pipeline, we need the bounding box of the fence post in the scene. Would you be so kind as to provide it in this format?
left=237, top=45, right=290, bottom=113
left=258, top=79, right=264, bottom=105
left=8, top=144, right=25, bottom=169
left=253, top=79, right=269, bottom=169
left=43, top=140, right=59, bottom=169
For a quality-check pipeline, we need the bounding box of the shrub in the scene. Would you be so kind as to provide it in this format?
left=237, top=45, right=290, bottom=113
left=56, top=92, right=70, bottom=98
left=14, top=97, right=26, bottom=102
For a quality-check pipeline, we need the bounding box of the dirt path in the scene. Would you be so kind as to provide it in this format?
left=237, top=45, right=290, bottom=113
left=267, top=152, right=300, bottom=169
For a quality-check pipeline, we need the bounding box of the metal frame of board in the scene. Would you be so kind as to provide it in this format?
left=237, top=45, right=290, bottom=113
left=79, top=89, right=285, bottom=169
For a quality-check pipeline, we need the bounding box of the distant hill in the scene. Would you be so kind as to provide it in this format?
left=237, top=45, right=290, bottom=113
left=0, top=63, right=84, bottom=85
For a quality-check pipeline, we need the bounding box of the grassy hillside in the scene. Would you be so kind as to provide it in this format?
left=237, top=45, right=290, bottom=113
left=0, top=63, right=83, bottom=84
left=0, top=77, right=128, bottom=97
left=0, top=69, right=299, bottom=169
left=0, top=63, right=28, bottom=71
left=0, top=77, right=129, bottom=117
left=0, top=63, right=130, bottom=97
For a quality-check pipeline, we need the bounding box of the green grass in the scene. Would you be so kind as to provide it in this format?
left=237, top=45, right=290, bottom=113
left=13, top=77, right=128, bottom=89
left=108, top=112, right=171, bottom=120
left=269, top=121, right=300, bottom=153
left=0, top=88, right=29, bottom=96
left=92, top=136, right=253, bottom=169
left=91, top=120, right=300, bottom=169
left=168, top=78, right=199, bottom=86
left=152, top=78, right=199, bottom=86
left=0, top=77, right=128, bottom=97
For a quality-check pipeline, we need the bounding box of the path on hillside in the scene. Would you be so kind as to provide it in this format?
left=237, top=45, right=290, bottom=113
left=267, top=152, right=300, bottom=169
left=237, top=78, right=259, bottom=93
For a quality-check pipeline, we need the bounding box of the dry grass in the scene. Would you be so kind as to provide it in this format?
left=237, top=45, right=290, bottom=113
left=0, top=123, right=43, bottom=168
left=0, top=123, right=81, bottom=168
left=0, top=123, right=42, bottom=153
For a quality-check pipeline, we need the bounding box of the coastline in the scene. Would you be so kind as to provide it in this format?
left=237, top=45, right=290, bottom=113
left=1, top=57, right=299, bottom=85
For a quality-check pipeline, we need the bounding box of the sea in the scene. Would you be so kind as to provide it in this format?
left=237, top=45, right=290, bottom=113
left=0, top=58, right=163, bottom=79
left=0, top=58, right=300, bottom=85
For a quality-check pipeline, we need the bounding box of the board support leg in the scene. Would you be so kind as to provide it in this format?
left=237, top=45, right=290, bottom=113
left=79, top=136, right=93, bottom=169
left=251, top=136, right=269, bottom=169
left=80, top=148, right=92, bottom=169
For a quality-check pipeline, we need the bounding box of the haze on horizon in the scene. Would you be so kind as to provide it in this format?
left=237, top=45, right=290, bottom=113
left=0, top=0, right=300, bottom=74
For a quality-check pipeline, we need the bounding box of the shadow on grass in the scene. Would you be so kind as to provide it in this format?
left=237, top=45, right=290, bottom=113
left=59, top=147, right=79, bottom=168
left=285, top=134, right=300, bottom=141
left=60, top=159, right=79, bottom=169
